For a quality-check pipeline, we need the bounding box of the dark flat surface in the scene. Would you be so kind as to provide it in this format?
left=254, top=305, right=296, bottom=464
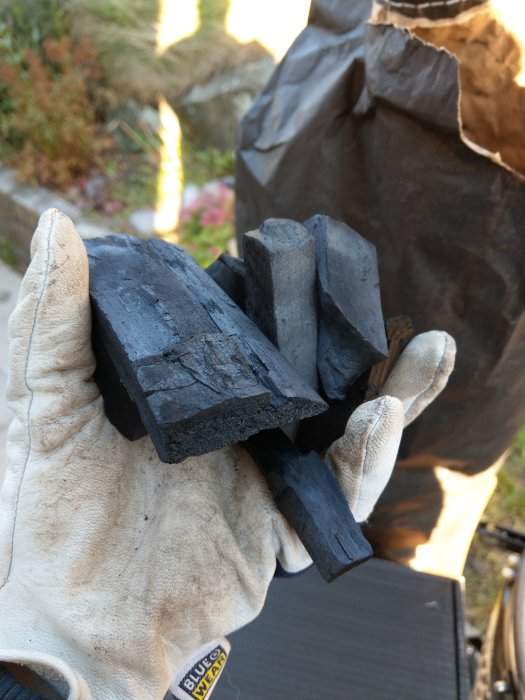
left=214, top=558, right=468, bottom=700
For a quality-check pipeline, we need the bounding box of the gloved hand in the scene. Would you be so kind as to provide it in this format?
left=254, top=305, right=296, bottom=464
left=0, top=209, right=455, bottom=700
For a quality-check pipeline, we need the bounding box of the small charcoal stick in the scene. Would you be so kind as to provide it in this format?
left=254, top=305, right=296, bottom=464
left=206, top=253, right=246, bottom=311
left=295, top=374, right=369, bottom=454
left=245, top=429, right=373, bottom=582
left=244, top=219, right=318, bottom=390
left=296, top=317, right=414, bottom=453
left=303, top=215, right=388, bottom=400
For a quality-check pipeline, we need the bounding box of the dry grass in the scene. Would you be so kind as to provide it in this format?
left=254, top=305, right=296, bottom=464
left=70, top=0, right=266, bottom=104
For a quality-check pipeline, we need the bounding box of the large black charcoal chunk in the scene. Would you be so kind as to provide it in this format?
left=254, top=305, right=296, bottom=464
left=244, top=219, right=318, bottom=390
left=304, top=215, right=388, bottom=400
left=86, top=235, right=326, bottom=463
left=150, top=236, right=326, bottom=416
left=92, top=334, right=146, bottom=441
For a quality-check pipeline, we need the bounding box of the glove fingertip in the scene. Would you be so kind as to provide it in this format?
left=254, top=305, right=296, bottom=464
left=30, top=209, right=77, bottom=261
left=403, top=330, right=456, bottom=426
left=339, top=396, right=404, bottom=523
left=345, top=395, right=404, bottom=446
left=381, top=329, right=456, bottom=427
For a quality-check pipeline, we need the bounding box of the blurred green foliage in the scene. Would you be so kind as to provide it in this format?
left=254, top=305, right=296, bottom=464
left=0, top=0, right=238, bottom=263
left=0, top=0, right=70, bottom=59
left=465, top=425, right=525, bottom=631
left=182, top=143, right=234, bottom=186
left=0, top=237, right=17, bottom=268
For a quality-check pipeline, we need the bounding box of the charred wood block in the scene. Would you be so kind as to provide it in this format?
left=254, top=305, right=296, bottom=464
left=206, top=253, right=246, bottom=311
left=151, top=237, right=325, bottom=419
left=245, top=429, right=373, bottom=581
left=86, top=235, right=326, bottom=463
left=92, top=332, right=146, bottom=441
left=244, top=219, right=318, bottom=391
left=304, top=214, right=388, bottom=400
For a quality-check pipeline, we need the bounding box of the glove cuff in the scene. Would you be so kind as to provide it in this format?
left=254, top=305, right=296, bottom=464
left=0, top=651, right=91, bottom=700
left=0, top=664, right=47, bottom=700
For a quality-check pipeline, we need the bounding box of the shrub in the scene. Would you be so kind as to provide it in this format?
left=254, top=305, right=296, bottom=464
left=0, top=2, right=101, bottom=188
left=0, top=35, right=98, bottom=187
left=0, top=0, right=70, bottom=58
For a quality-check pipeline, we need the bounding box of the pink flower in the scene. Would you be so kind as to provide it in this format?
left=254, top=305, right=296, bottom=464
left=182, top=198, right=201, bottom=215
left=200, top=207, right=227, bottom=228
left=202, top=182, right=234, bottom=207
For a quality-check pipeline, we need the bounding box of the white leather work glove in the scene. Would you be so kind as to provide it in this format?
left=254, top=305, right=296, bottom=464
left=0, top=209, right=455, bottom=700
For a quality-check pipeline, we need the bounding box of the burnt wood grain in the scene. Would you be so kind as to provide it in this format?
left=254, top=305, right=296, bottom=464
left=86, top=235, right=326, bottom=463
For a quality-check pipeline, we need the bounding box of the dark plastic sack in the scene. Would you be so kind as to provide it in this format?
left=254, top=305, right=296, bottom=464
left=236, top=0, right=525, bottom=560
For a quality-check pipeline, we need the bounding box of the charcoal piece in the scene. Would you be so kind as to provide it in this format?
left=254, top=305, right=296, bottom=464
left=92, top=333, right=146, bottom=441
left=244, top=219, right=318, bottom=390
left=304, top=214, right=388, bottom=400
left=245, top=429, right=373, bottom=582
left=206, top=241, right=372, bottom=579
left=86, top=235, right=326, bottom=463
left=206, top=253, right=246, bottom=310
left=295, top=372, right=369, bottom=454
left=296, top=317, right=414, bottom=453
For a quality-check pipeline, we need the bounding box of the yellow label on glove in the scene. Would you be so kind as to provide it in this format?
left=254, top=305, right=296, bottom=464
left=170, top=639, right=230, bottom=700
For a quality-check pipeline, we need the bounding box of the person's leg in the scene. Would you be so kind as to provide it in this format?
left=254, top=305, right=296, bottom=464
left=365, top=459, right=503, bottom=578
